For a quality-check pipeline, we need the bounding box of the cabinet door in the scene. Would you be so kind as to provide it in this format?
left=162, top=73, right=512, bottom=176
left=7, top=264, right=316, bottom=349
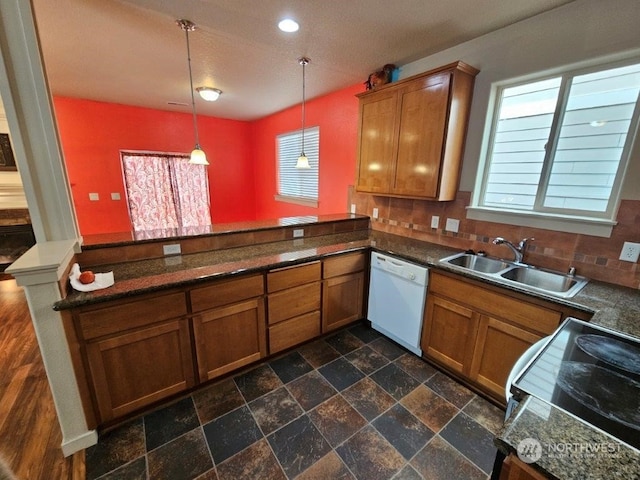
left=322, top=271, right=365, bottom=333
left=421, top=294, right=479, bottom=375
left=393, top=73, right=451, bottom=197
left=355, top=91, right=397, bottom=193
left=193, top=298, right=266, bottom=382
left=470, top=315, right=541, bottom=401
left=86, top=319, right=194, bottom=422
left=499, top=454, right=548, bottom=480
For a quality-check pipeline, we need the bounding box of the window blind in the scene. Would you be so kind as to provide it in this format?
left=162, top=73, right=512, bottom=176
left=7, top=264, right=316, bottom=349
left=276, top=127, right=319, bottom=200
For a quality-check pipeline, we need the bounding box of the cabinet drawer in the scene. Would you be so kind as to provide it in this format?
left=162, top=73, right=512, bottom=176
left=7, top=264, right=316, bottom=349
left=267, top=261, right=321, bottom=293
left=268, top=282, right=321, bottom=324
left=269, top=311, right=321, bottom=354
left=190, top=273, right=264, bottom=312
left=323, top=252, right=366, bottom=279
left=429, top=272, right=561, bottom=335
left=78, top=292, right=188, bottom=340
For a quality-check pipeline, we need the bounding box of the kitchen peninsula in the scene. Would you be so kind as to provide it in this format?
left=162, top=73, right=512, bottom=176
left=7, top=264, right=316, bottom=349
left=49, top=214, right=640, bottom=479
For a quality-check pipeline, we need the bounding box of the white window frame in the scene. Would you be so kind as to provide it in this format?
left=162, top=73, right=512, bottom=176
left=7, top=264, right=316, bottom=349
left=469, top=57, right=640, bottom=237
left=275, top=126, right=319, bottom=208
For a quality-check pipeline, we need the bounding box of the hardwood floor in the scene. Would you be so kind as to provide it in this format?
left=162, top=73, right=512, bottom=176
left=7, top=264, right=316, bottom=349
left=0, top=279, right=84, bottom=480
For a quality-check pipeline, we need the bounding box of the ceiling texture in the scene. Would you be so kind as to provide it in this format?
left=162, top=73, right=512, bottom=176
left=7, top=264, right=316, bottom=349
left=31, top=0, right=576, bottom=121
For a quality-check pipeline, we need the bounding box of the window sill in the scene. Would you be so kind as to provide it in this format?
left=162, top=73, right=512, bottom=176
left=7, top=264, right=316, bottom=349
left=466, top=207, right=616, bottom=238
left=274, top=195, right=318, bottom=208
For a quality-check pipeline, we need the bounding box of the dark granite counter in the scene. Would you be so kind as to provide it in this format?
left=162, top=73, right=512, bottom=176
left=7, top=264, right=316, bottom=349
left=496, top=396, right=640, bottom=480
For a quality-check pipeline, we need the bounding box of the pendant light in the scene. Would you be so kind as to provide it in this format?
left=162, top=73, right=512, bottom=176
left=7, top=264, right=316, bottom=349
left=296, top=57, right=311, bottom=169
left=176, top=19, right=209, bottom=166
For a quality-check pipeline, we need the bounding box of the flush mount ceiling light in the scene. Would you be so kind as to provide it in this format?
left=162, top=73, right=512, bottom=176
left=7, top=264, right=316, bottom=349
left=197, top=87, right=222, bottom=102
left=296, top=57, right=311, bottom=169
left=278, top=18, right=299, bottom=33
left=176, top=19, right=208, bottom=166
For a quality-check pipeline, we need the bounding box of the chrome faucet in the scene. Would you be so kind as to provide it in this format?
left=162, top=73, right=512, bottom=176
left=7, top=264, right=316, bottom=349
left=492, top=237, right=534, bottom=263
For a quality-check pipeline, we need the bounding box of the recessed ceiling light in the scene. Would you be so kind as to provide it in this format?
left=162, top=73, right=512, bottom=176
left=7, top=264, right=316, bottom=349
left=278, top=18, right=299, bottom=33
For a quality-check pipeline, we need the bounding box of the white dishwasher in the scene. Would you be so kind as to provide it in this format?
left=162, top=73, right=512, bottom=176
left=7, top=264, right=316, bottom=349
left=367, top=252, right=428, bottom=356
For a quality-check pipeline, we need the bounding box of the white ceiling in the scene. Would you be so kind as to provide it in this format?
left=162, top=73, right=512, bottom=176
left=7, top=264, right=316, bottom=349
left=31, top=0, right=576, bottom=121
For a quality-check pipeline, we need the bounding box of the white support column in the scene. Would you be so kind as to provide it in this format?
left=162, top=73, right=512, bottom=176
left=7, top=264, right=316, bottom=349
left=6, top=241, right=97, bottom=456
left=0, top=0, right=80, bottom=242
left=0, top=1, right=94, bottom=455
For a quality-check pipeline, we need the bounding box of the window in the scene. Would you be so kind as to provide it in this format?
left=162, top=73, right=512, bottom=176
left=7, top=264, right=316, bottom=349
left=275, top=127, right=319, bottom=207
left=471, top=59, right=640, bottom=236
left=121, top=152, right=211, bottom=234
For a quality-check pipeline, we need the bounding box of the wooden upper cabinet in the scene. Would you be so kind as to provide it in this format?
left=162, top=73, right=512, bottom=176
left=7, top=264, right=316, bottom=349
left=356, top=61, right=479, bottom=200
left=356, top=91, right=397, bottom=193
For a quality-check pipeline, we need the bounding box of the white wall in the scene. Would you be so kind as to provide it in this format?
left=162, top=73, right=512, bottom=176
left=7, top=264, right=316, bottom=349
left=399, top=0, right=640, bottom=200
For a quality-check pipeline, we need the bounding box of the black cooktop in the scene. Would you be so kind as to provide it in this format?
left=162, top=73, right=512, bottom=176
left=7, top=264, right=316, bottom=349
left=511, top=317, right=640, bottom=451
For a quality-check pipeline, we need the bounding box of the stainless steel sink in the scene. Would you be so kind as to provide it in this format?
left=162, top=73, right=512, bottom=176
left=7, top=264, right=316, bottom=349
left=445, top=253, right=511, bottom=274
left=439, top=252, right=589, bottom=298
left=500, top=266, right=586, bottom=295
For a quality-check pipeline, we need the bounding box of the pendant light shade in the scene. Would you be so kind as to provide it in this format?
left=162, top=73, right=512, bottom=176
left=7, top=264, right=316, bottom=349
left=296, top=57, right=311, bottom=169
left=177, top=19, right=209, bottom=166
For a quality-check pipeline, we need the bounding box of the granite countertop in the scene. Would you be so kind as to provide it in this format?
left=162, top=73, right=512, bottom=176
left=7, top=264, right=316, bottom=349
left=57, top=230, right=640, bottom=339
left=496, top=396, right=640, bottom=479
left=55, top=228, right=640, bottom=477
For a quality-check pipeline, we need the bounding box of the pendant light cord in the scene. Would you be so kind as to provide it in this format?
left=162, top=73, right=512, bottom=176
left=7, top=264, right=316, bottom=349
left=301, top=59, right=306, bottom=154
left=184, top=25, right=200, bottom=148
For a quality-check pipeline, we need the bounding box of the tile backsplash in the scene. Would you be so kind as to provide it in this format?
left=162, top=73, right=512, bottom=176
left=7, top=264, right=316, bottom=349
left=352, top=190, right=640, bottom=289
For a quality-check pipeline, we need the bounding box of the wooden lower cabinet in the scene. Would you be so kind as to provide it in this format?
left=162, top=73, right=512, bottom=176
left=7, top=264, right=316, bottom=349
left=190, top=273, right=266, bottom=382
left=422, top=295, right=479, bottom=376
left=322, top=252, right=366, bottom=333
left=192, top=297, right=266, bottom=382
left=499, top=454, right=548, bottom=480
left=470, top=315, right=541, bottom=399
left=267, top=262, right=322, bottom=354
left=422, top=270, right=590, bottom=404
left=85, top=317, right=194, bottom=423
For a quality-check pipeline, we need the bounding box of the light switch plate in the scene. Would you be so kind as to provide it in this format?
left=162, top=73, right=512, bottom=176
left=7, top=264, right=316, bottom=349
left=619, top=241, right=640, bottom=262
left=431, top=216, right=440, bottom=229
left=372, top=208, right=379, bottom=219
left=89, top=193, right=99, bottom=201
left=445, top=218, right=460, bottom=233
left=293, top=228, right=304, bottom=238
left=163, top=244, right=181, bottom=256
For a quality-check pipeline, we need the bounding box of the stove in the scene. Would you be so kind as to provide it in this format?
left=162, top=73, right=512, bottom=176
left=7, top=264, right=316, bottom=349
left=511, top=317, right=640, bottom=452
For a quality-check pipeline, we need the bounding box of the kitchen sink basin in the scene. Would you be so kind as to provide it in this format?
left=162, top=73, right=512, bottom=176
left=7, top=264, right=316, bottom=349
left=439, top=252, right=589, bottom=298
left=444, top=253, right=511, bottom=274
left=500, top=266, right=585, bottom=294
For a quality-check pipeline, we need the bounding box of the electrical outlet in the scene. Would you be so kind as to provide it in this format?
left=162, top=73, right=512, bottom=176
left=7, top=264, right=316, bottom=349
left=431, top=216, right=440, bottom=229
left=619, top=241, right=640, bottom=263
left=163, top=244, right=181, bottom=256
left=350, top=203, right=356, bottom=214
left=372, top=208, right=379, bottom=219
left=111, top=192, right=121, bottom=200
left=445, top=218, right=460, bottom=233
left=293, top=228, right=304, bottom=238
left=89, top=193, right=99, bottom=201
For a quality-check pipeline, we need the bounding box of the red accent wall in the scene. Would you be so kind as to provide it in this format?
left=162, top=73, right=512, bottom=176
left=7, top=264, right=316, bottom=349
left=53, top=97, right=256, bottom=235
left=53, top=83, right=362, bottom=235
left=251, top=84, right=362, bottom=220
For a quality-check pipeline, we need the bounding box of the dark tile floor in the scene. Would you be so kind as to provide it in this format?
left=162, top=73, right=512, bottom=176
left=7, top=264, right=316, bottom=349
left=85, top=323, right=505, bottom=480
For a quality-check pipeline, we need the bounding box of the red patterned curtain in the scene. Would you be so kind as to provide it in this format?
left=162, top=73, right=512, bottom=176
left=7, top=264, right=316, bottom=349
left=122, top=152, right=211, bottom=231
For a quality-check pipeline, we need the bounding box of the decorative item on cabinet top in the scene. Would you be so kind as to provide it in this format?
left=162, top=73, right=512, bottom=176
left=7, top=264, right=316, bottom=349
left=355, top=61, right=479, bottom=201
